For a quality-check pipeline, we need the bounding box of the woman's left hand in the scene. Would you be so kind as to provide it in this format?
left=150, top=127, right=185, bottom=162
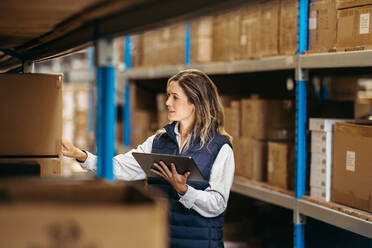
left=150, top=161, right=190, bottom=195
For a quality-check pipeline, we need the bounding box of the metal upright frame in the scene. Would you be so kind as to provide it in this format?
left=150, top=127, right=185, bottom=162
left=112, top=1, right=372, bottom=245
left=95, top=38, right=116, bottom=181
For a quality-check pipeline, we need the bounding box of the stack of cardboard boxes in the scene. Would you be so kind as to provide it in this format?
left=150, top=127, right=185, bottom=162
left=141, top=23, right=186, bottom=67
left=231, top=96, right=294, bottom=189
left=190, top=16, right=214, bottom=63
left=0, top=74, right=63, bottom=177
left=309, top=118, right=348, bottom=201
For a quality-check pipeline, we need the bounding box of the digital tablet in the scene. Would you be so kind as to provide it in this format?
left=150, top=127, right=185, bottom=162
left=132, top=152, right=206, bottom=182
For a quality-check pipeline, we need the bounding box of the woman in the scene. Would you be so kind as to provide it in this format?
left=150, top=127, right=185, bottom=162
left=62, top=69, right=235, bottom=248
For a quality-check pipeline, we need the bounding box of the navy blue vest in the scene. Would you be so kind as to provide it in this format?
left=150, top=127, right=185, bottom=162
left=149, top=122, right=232, bottom=248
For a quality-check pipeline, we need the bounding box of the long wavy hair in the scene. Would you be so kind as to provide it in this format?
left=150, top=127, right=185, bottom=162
left=157, top=69, right=232, bottom=152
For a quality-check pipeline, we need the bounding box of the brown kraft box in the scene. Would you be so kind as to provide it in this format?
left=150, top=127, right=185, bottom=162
left=332, top=122, right=372, bottom=213
left=233, top=137, right=268, bottom=181
left=308, top=0, right=337, bottom=52
left=0, top=179, right=168, bottom=247
left=279, top=0, right=298, bottom=55
left=267, top=142, right=295, bottom=190
left=240, top=98, right=294, bottom=140
left=260, top=0, right=280, bottom=57
left=337, top=0, right=372, bottom=9
left=0, top=74, right=62, bottom=156
left=337, top=5, right=372, bottom=51
left=239, top=2, right=261, bottom=59
left=224, top=100, right=240, bottom=138
left=0, top=157, right=62, bottom=177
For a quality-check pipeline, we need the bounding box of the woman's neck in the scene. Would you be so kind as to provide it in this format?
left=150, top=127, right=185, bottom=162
left=179, top=120, right=194, bottom=137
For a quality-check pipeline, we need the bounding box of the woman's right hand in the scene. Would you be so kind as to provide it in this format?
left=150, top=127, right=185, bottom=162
left=62, top=137, right=87, bottom=162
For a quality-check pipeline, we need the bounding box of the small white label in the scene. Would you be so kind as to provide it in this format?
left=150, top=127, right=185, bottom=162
left=360, top=13, right=370, bottom=34
left=268, top=161, right=274, bottom=173
left=346, top=151, right=356, bottom=172
left=240, top=35, right=247, bottom=45
left=309, top=11, right=317, bottom=30
left=309, top=18, right=317, bottom=30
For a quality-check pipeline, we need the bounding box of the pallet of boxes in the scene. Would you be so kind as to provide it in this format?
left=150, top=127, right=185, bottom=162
left=228, top=96, right=295, bottom=191
left=0, top=74, right=63, bottom=177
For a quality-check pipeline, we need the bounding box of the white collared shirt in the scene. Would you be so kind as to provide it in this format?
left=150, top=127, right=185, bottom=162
left=80, top=123, right=235, bottom=218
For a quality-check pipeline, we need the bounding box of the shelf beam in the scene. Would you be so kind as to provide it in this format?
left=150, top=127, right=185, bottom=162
left=300, top=50, right=372, bottom=69
left=231, top=180, right=295, bottom=210
left=119, top=56, right=295, bottom=80
left=298, top=199, right=372, bottom=239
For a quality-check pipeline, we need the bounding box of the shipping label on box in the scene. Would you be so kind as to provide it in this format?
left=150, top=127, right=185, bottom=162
left=332, top=122, right=372, bottom=212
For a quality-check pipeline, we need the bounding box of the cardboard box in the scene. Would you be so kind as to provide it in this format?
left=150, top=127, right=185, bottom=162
left=239, top=3, right=261, bottom=59
left=234, top=137, right=267, bottom=181
left=213, top=10, right=240, bottom=61
left=267, top=142, right=294, bottom=189
left=308, top=0, right=337, bottom=52
left=311, top=186, right=327, bottom=199
left=260, top=0, right=280, bottom=57
left=279, top=0, right=298, bottom=55
left=190, top=16, right=213, bottom=63
left=354, top=98, right=372, bottom=118
left=224, top=101, right=240, bottom=138
left=322, top=76, right=360, bottom=101
left=337, top=5, right=372, bottom=50
left=0, top=74, right=62, bottom=156
left=337, top=0, right=372, bottom=9
left=0, top=179, right=168, bottom=247
left=240, top=99, right=294, bottom=140
left=309, top=118, right=350, bottom=201
left=332, top=122, right=372, bottom=212
left=0, top=157, right=62, bottom=177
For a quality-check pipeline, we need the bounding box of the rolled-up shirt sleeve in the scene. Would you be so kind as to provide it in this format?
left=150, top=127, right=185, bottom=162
left=178, top=144, right=235, bottom=218
left=79, top=135, right=156, bottom=181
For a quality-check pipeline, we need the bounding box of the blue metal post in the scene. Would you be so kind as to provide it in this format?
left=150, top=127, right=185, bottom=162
left=123, top=36, right=132, bottom=147
left=123, top=82, right=131, bottom=147
left=88, top=47, right=94, bottom=135
left=295, top=0, right=309, bottom=247
left=124, top=36, right=132, bottom=69
left=95, top=39, right=116, bottom=181
left=185, top=21, right=191, bottom=66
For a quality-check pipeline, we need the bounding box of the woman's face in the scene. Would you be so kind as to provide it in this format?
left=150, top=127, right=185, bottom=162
left=166, top=80, right=195, bottom=123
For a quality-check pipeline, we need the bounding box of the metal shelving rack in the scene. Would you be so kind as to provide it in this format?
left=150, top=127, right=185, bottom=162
left=1, top=0, right=371, bottom=247
left=118, top=0, right=372, bottom=244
